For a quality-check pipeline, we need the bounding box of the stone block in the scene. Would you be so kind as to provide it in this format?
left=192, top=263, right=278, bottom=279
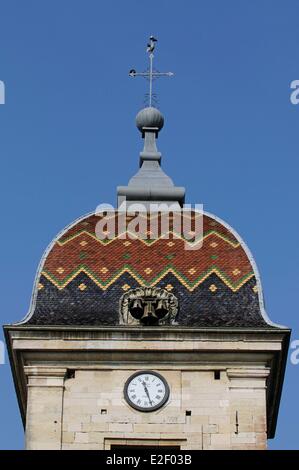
left=62, top=432, right=75, bottom=444
left=109, top=423, right=133, bottom=432
left=202, top=424, right=218, bottom=434
left=66, top=423, right=82, bottom=432
left=88, top=432, right=105, bottom=444
left=190, top=415, right=209, bottom=425
left=231, top=432, right=256, bottom=444
left=74, top=432, right=89, bottom=443
left=81, top=422, right=109, bottom=432
left=210, top=433, right=231, bottom=449
left=63, top=443, right=102, bottom=450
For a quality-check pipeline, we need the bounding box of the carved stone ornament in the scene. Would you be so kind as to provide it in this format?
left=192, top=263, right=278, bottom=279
left=119, top=287, right=179, bottom=326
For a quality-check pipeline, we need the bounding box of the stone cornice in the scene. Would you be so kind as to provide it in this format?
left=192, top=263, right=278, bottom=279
left=3, top=324, right=290, bottom=439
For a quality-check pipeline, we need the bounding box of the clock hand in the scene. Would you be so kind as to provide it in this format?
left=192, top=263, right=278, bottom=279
left=142, top=381, right=153, bottom=405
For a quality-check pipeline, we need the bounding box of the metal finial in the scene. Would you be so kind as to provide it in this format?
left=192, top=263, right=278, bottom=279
left=129, top=36, right=174, bottom=107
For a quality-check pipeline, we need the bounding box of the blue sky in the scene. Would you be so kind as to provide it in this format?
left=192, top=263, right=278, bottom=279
left=0, top=0, right=298, bottom=449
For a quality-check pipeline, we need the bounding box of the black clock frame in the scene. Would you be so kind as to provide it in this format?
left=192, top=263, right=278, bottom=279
left=124, top=370, right=170, bottom=412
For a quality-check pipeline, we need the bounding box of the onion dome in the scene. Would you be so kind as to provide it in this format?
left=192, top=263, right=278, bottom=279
left=21, top=210, right=273, bottom=327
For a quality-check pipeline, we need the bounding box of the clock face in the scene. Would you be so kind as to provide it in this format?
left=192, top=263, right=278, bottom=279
left=124, top=371, right=170, bottom=412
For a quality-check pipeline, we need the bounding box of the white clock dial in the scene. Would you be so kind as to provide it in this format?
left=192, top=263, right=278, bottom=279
left=124, top=371, right=169, bottom=412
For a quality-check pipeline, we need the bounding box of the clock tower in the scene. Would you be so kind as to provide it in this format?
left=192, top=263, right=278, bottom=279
left=4, top=39, right=290, bottom=450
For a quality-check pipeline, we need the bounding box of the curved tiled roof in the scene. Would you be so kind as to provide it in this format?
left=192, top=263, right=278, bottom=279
left=20, top=211, right=274, bottom=327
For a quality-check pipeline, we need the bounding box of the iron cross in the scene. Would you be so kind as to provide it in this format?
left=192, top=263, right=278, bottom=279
left=129, top=36, right=174, bottom=107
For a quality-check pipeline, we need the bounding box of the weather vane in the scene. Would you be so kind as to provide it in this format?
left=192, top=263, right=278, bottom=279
left=129, top=36, right=174, bottom=107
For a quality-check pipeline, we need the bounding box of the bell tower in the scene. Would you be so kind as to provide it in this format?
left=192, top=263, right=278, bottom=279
left=4, top=38, right=290, bottom=450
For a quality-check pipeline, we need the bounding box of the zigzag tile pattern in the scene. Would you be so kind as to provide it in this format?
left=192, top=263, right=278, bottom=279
left=31, top=272, right=264, bottom=327
left=41, top=213, right=252, bottom=291
left=27, top=211, right=268, bottom=326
